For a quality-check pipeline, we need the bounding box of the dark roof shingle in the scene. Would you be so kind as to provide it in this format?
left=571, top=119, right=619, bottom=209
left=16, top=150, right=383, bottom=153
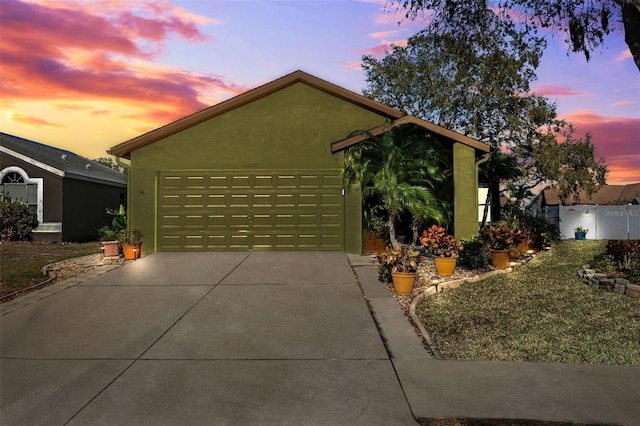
left=1, top=132, right=127, bottom=186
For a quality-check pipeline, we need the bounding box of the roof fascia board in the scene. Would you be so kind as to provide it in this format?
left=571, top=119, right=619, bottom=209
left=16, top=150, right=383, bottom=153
left=0, top=145, right=65, bottom=177
left=64, top=173, right=127, bottom=187
left=108, top=70, right=404, bottom=159
left=331, top=115, right=490, bottom=153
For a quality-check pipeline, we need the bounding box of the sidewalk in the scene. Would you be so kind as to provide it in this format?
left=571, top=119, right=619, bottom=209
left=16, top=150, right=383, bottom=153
left=349, top=255, right=640, bottom=426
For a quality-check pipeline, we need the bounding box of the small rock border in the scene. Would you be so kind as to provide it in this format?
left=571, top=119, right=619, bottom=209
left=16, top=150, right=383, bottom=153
left=577, top=267, right=640, bottom=298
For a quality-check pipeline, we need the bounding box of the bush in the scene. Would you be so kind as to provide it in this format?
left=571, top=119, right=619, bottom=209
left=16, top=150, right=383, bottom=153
left=458, top=237, right=491, bottom=270
left=605, top=240, right=639, bottom=270
left=0, top=197, right=39, bottom=241
left=591, top=253, right=617, bottom=273
left=628, top=259, right=640, bottom=283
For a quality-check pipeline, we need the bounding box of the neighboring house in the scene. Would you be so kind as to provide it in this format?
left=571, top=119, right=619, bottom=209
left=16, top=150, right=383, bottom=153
left=108, top=70, right=490, bottom=254
left=0, top=133, right=127, bottom=242
left=530, top=184, right=640, bottom=219
left=529, top=184, right=640, bottom=240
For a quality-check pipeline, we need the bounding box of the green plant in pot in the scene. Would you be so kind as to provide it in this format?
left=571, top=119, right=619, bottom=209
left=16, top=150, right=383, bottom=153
left=119, top=228, right=143, bottom=260
left=480, top=222, right=520, bottom=269
left=363, top=206, right=389, bottom=253
left=376, top=243, right=420, bottom=295
left=574, top=226, right=588, bottom=240
left=98, top=204, right=126, bottom=257
left=419, top=225, right=461, bottom=276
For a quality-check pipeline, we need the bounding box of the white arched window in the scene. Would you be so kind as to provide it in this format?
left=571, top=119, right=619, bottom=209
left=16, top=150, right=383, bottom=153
left=0, top=166, right=43, bottom=223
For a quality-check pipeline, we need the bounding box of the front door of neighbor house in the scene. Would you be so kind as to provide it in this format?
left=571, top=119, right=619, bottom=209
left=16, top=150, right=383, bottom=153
left=156, top=170, right=344, bottom=250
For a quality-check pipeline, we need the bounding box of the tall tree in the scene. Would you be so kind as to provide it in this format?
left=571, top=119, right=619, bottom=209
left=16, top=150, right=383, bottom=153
left=362, top=30, right=607, bottom=218
left=390, top=0, right=640, bottom=72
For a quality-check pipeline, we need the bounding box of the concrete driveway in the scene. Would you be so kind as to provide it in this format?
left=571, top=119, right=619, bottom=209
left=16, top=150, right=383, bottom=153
left=1, top=252, right=417, bottom=425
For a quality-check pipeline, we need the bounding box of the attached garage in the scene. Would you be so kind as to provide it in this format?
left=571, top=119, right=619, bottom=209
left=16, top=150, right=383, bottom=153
left=108, top=70, right=489, bottom=254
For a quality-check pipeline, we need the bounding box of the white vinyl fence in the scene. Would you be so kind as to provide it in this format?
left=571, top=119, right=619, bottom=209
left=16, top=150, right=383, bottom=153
left=558, top=205, right=640, bottom=240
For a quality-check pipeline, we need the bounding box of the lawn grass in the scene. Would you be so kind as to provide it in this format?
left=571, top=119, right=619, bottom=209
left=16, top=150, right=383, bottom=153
left=0, top=241, right=101, bottom=297
left=415, top=240, right=640, bottom=365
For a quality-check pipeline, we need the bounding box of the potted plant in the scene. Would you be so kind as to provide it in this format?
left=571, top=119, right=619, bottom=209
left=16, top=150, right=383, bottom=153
left=98, top=204, right=126, bottom=257
left=363, top=206, right=389, bottom=254
left=419, top=225, right=461, bottom=276
left=574, top=226, right=588, bottom=240
left=119, top=228, right=143, bottom=260
left=376, top=243, right=420, bottom=295
left=480, top=222, right=520, bottom=269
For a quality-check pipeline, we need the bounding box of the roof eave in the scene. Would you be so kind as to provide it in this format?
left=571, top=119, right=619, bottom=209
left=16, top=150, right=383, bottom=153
left=330, top=115, right=490, bottom=154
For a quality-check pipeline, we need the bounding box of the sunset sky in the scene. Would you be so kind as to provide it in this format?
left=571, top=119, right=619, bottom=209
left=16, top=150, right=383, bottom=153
left=1, top=0, right=638, bottom=184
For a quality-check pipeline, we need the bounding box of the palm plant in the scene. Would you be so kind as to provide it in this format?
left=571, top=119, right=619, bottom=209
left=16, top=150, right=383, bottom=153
left=343, top=122, right=448, bottom=246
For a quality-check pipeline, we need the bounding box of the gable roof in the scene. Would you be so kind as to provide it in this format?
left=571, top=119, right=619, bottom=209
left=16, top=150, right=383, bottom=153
left=330, top=115, right=490, bottom=154
left=1, top=132, right=127, bottom=187
left=542, top=183, right=640, bottom=206
left=108, top=70, right=404, bottom=159
left=108, top=69, right=489, bottom=159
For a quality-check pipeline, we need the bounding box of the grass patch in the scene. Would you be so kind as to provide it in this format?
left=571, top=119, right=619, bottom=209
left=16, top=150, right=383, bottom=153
left=415, top=240, right=640, bottom=365
left=0, top=241, right=101, bottom=297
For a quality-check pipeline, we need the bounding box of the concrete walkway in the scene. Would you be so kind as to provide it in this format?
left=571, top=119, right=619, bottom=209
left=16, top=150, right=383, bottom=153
left=350, top=256, right=640, bottom=426
left=1, top=252, right=416, bottom=425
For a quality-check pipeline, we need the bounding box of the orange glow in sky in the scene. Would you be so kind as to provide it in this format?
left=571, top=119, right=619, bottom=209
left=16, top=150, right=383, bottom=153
left=1, top=0, right=638, bottom=184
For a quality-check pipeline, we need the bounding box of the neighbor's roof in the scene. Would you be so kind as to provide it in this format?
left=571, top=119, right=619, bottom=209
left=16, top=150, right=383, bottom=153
left=0, top=132, right=127, bottom=187
left=542, top=183, right=640, bottom=206
left=108, top=70, right=490, bottom=159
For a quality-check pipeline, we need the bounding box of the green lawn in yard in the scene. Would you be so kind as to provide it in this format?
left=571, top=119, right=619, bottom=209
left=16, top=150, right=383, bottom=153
left=0, top=241, right=102, bottom=298
left=415, top=240, right=640, bottom=365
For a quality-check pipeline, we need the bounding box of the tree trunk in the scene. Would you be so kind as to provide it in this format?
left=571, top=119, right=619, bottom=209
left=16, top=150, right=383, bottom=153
left=411, top=215, right=420, bottom=245
left=620, top=0, right=640, bottom=72
left=490, top=179, right=501, bottom=223
left=388, top=213, right=398, bottom=247
left=481, top=189, right=491, bottom=228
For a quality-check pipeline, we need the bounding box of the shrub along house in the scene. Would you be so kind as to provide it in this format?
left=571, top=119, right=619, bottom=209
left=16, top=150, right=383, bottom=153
left=0, top=132, right=127, bottom=242
left=108, top=70, right=489, bottom=254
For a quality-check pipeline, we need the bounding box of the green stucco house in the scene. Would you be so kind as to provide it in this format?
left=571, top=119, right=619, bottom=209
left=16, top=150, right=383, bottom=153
left=108, top=70, right=489, bottom=254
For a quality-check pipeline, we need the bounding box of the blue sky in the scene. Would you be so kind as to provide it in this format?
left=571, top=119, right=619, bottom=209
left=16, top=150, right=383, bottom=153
left=1, top=0, right=638, bottom=183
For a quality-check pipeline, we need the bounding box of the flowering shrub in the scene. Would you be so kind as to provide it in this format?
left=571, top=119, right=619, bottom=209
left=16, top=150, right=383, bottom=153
left=419, top=225, right=461, bottom=258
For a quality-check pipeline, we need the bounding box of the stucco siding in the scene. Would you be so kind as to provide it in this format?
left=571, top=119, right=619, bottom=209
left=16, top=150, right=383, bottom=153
left=453, top=143, right=479, bottom=240
left=129, top=82, right=385, bottom=253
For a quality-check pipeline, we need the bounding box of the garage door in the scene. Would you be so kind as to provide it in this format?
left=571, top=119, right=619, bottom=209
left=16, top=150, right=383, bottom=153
left=157, top=170, right=344, bottom=250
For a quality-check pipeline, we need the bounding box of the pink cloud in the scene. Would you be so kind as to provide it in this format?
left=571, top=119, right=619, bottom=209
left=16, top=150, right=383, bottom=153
left=370, top=30, right=398, bottom=39
left=610, top=100, right=636, bottom=107
left=534, top=84, right=590, bottom=97
left=10, top=113, right=65, bottom=128
left=361, top=39, right=407, bottom=58
left=561, top=111, right=640, bottom=184
left=0, top=0, right=244, bottom=127
left=91, top=110, right=111, bottom=117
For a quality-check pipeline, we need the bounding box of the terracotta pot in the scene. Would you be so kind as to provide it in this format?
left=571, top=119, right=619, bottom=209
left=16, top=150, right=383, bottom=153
left=122, top=243, right=142, bottom=260
left=490, top=249, right=510, bottom=269
left=434, top=256, right=456, bottom=276
left=391, top=271, right=416, bottom=295
left=102, top=241, right=120, bottom=257
left=516, top=241, right=530, bottom=254
left=374, top=238, right=387, bottom=253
